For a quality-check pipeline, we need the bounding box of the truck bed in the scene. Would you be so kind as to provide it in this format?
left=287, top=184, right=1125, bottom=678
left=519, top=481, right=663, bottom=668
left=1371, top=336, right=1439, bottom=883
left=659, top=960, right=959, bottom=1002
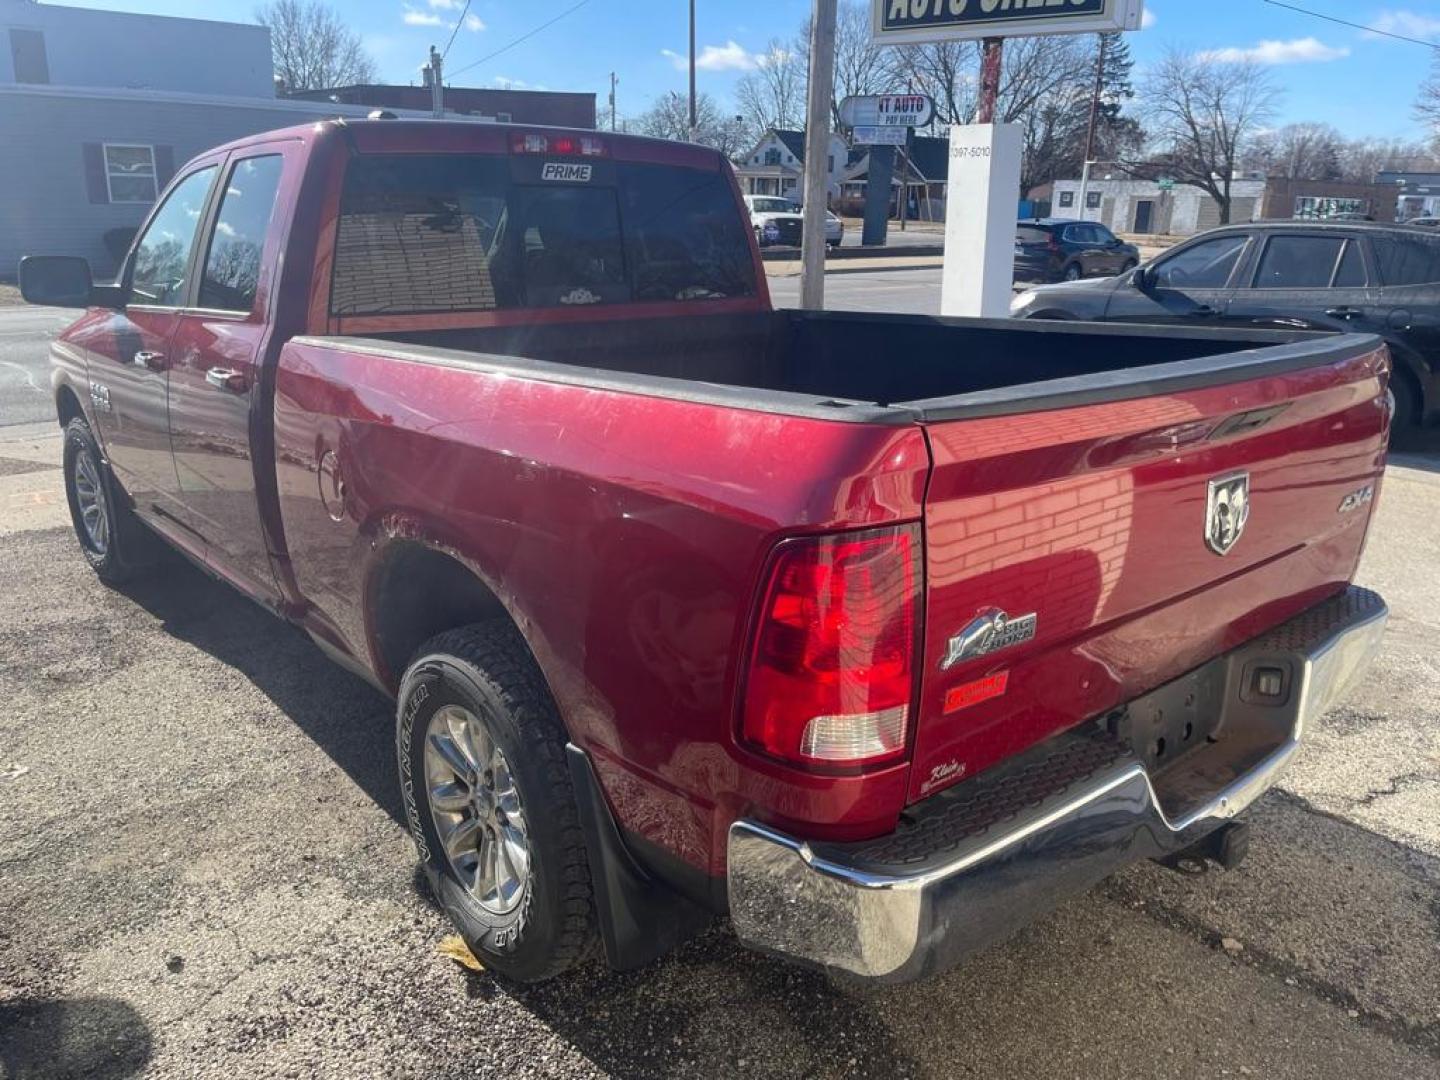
left=341, top=309, right=1364, bottom=422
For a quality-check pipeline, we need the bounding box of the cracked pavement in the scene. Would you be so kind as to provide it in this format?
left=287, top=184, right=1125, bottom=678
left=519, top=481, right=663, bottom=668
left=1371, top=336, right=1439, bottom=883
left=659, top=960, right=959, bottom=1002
left=1, top=327, right=1439, bottom=1075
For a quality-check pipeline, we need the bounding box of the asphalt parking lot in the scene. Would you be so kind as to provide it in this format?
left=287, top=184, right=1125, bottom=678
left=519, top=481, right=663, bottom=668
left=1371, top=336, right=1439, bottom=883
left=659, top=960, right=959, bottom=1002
left=0, top=291, right=1438, bottom=1079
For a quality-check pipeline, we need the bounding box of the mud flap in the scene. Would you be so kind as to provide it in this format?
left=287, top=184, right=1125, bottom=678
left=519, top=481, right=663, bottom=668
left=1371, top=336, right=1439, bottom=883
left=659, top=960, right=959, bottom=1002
left=565, top=744, right=713, bottom=971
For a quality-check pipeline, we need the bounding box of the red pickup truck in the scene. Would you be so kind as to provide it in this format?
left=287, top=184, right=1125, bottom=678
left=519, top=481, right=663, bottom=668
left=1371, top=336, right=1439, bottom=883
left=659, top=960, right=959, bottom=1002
left=22, top=120, right=1390, bottom=985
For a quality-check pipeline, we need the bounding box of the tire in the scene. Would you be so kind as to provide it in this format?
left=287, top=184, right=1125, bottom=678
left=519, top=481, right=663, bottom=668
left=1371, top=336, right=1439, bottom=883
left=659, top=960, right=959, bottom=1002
left=1390, top=371, right=1419, bottom=434
left=397, top=621, right=597, bottom=982
left=61, top=417, right=152, bottom=585
left=1063, top=262, right=1083, bottom=282
left=1121, top=259, right=1138, bottom=274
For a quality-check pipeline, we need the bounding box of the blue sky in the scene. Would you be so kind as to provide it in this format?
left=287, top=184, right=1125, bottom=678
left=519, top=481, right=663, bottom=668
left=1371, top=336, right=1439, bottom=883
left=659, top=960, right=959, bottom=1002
left=72, top=0, right=1440, bottom=140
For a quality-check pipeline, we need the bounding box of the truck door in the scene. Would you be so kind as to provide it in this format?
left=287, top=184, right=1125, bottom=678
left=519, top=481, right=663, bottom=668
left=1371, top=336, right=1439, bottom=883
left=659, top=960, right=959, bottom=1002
left=91, top=164, right=219, bottom=519
left=166, top=148, right=291, bottom=600
left=1105, top=232, right=1250, bottom=324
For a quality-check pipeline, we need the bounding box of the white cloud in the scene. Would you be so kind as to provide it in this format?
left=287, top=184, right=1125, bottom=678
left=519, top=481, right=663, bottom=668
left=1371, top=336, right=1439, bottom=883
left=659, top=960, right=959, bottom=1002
left=1141, top=8, right=1157, bottom=29
left=660, top=40, right=764, bottom=72
left=464, top=14, right=484, bottom=31
left=494, top=75, right=527, bottom=89
left=1367, top=10, right=1440, bottom=40
left=428, top=0, right=462, bottom=8
left=1199, top=37, right=1349, bottom=65
left=403, top=7, right=445, bottom=27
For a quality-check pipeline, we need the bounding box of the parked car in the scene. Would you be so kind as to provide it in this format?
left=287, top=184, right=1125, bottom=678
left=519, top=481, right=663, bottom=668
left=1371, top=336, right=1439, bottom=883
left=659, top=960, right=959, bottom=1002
left=1011, top=220, right=1440, bottom=430
left=1013, top=218, right=1140, bottom=282
left=22, top=120, right=1390, bottom=986
left=1405, top=216, right=1440, bottom=228
left=744, top=194, right=843, bottom=248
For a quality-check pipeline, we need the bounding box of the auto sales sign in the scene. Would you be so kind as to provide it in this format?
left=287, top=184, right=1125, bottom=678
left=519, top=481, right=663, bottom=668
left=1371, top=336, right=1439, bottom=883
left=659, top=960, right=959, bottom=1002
left=873, top=0, right=1146, bottom=45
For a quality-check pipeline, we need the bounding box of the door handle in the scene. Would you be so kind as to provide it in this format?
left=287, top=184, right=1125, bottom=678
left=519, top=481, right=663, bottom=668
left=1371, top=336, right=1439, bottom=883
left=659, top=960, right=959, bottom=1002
left=1325, top=307, right=1363, bottom=319
left=132, top=350, right=166, bottom=371
left=205, top=367, right=250, bottom=394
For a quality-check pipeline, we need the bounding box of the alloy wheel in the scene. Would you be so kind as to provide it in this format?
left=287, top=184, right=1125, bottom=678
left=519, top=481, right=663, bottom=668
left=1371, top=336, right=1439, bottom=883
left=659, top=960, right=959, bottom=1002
left=422, top=704, right=531, bottom=914
left=72, top=446, right=110, bottom=555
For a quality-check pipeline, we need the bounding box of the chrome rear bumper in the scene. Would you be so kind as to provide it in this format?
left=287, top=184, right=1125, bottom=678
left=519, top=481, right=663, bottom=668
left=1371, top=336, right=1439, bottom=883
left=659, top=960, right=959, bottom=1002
left=727, top=586, right=1387, bottom=983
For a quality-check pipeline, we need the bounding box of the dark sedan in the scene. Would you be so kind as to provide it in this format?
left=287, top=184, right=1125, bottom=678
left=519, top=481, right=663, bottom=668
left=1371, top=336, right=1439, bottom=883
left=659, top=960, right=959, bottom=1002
left=1011, top=221, right=1440, bottom=430
left=1013, top=219, right=1140, bottom=283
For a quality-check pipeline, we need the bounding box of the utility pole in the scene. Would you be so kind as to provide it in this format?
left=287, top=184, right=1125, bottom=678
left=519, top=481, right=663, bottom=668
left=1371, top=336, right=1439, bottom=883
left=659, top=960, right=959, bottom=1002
left=429, top=45, right=443, bottom=118
left=609, top=71, right=618, bottom=132
left=799, top=0, right=837, bottom=310
left=1076, top=33, right=1108, bottom=220
left=687, top=0, right=698, bottom=142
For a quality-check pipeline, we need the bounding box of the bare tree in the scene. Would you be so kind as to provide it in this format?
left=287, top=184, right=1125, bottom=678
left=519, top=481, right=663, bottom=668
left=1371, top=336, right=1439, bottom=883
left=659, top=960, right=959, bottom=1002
left=734, top=40, right=806, bottom=136
left=1138, top=48, right=1280, bottom=224
left=1336, top=136, right=1440, bottom=182
left=1417, top=54, right=1440, bottom=144
left=794, top=1, right=902, bottom=128
left=257, top=0, right=376, bottom=93
left=1249, top=122, right=1343, bottom=181
left=634, top=91, right=748, bottom=157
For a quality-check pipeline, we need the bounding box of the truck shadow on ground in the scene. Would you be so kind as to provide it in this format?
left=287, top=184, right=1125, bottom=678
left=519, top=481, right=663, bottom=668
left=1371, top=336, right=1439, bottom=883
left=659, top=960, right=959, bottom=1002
left=0, top=996, right=152, bottom=1080
left=116, top=551, right=404, bottom=828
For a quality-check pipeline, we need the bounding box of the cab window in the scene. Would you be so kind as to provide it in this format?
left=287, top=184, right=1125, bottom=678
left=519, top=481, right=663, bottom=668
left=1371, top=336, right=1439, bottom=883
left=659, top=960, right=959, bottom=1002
left=198, top=155, right=284, bottom=312
left=128, top=166, right=217, bottom=306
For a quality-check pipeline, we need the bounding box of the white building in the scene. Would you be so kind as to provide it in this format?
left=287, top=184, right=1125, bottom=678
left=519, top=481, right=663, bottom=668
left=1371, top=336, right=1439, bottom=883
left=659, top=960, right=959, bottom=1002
left=732, top=129, right=849, bottom=203
left=1048, top=176, right=1267, bottom=235
left=1, top=0, right=460, bottom=275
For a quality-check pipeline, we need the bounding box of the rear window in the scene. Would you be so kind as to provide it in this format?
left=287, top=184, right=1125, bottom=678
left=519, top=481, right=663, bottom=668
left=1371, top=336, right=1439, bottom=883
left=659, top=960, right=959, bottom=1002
left=330, top=153, right=757, bottom=317
left=1371, top=232, right=1440, bottom=287
left=1016, top=226, right=1051, bottom=244
left=1251, top=235, right=1345, bottom=289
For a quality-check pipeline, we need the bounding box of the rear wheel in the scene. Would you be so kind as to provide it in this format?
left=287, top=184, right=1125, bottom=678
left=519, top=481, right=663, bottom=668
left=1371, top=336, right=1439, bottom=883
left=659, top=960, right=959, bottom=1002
left=1063, top=262, right=1083, bottom=281
left=62, top=417, right=152, bottom=585
left=1390, top=371, right=1420, bottom=434
left=1121, top=259, right=1138, bottom=274
left=397, top=621, right=597, bottom=982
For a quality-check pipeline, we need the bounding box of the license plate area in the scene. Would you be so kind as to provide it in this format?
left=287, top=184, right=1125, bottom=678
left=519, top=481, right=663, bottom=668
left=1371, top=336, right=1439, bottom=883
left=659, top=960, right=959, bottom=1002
left=1106, top=664, right=1228, bottom=775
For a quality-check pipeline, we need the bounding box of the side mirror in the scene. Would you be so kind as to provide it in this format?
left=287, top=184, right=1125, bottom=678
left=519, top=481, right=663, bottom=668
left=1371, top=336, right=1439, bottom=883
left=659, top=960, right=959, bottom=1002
left=19, top=255, right=96, bottom=308
left=1132, top=265, right=1153, bottom=292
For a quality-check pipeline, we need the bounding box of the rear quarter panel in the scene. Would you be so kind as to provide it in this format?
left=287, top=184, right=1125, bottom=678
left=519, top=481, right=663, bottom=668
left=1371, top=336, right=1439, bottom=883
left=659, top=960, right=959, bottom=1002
left=273, top=341, right=928, bottom=875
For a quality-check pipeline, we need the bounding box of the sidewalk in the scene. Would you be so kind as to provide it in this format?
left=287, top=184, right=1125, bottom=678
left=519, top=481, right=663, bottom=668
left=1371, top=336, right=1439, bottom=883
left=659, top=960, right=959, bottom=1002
left=0, top=421, right=65, bottom=537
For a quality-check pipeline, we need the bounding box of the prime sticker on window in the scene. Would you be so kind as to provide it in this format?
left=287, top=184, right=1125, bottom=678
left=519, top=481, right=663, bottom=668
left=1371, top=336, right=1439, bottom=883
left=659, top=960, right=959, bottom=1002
left=541, top=162, right=592, bottom=182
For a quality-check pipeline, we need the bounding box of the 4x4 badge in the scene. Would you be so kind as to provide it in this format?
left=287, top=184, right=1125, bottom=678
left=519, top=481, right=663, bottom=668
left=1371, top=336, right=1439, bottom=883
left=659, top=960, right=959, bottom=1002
left=941, top=609, right=1037, bottom=670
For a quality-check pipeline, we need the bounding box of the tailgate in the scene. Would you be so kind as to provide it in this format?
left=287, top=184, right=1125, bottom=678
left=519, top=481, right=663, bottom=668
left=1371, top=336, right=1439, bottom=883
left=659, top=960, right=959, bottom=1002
left=909, top=339, right=1390, bottom=803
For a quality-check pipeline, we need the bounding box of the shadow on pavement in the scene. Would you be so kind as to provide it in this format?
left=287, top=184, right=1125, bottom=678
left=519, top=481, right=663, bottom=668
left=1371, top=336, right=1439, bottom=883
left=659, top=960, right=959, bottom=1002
left=116, top=550, right=404, bottom=828
left=0, top=997, right=152, bottom=1080
left=1389, top=424, right=1440, bottom=473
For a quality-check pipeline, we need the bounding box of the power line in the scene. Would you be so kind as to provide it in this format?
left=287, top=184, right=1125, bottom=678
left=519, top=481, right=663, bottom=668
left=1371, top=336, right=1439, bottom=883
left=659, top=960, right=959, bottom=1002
left=1259, top=0, right=1440, bottom=49
left=447, top=0, right=595, bottom=81
left=441, top=0, right=471, bottom=61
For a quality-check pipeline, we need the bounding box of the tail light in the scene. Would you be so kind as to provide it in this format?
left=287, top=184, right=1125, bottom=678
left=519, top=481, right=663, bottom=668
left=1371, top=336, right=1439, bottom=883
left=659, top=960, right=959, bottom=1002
left=1047, top=235, right=1062, bottom=253
left=510, top=132, right=608, bottom=157
left=740, top=524, right=921, bottom=769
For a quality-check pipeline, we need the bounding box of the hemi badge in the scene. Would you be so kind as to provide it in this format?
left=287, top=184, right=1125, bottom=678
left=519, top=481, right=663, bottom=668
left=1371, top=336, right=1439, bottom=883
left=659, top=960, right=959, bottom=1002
left=944, top=671, right=1009, bottom=714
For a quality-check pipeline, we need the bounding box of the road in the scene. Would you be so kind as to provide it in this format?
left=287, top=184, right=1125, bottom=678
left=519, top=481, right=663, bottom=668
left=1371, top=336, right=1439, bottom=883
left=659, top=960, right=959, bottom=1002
left=768, top=265, right=944, bottom=314
left=0, top=280, right=1438, bottom=1079
left=0, top=305, right=70, bottom=428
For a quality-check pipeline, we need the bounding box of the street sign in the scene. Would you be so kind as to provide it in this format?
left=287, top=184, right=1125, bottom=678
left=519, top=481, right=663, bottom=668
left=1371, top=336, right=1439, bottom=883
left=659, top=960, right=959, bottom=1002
left=1157, top=177, right=1175, bottom=191
left=839, top=93, right=935, bottom=130
left=872, top=0, right=1145, bottom=46
left=853, top=125, right=909, bottom=146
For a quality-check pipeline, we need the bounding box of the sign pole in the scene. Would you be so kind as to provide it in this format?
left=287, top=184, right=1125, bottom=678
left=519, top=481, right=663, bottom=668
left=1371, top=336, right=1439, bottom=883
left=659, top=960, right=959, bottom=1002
left=800, top=0, right=838, bottom=310
left=976, top=37, right=1003, bottom=124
